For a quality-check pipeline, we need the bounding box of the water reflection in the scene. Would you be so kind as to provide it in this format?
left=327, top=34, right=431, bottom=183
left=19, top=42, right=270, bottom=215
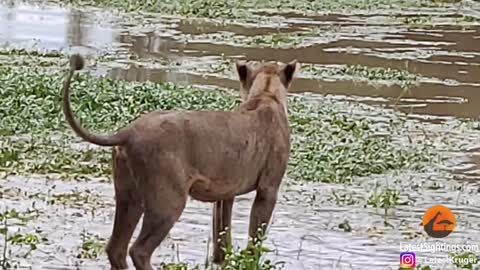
left=2, top=2, right=479, bottom=119
left=0, top=2, right=116, bottom=51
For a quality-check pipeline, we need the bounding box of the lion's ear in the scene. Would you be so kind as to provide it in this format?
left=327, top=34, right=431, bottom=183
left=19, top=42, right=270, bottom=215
left=281, top=60, right=300, bottom=87
left=235, top=60, right=254, bottom=100
left=235, top=60, right=249, bottom=84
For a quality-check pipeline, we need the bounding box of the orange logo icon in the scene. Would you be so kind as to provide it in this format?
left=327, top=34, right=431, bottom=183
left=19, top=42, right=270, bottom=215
left=422, top=205, right=456, bottom=238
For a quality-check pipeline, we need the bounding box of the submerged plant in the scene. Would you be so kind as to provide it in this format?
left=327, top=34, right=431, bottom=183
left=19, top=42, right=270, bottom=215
left=330, top=190, right=357, bottom=205
left=77, top=231, right=106, bottom=259
left=0, top=209, right=46, bottom=269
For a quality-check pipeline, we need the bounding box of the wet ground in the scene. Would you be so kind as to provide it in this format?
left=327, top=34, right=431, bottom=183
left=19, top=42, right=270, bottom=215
left=1, top=1, right=480, bottom=269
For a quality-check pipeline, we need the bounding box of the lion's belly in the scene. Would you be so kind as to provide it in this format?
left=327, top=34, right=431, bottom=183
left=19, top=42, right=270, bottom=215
left=188, top=175, right=256, bottom=202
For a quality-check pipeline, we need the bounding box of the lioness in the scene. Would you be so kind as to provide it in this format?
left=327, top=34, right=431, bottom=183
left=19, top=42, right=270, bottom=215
left=62, top=54, right=299, bottom=270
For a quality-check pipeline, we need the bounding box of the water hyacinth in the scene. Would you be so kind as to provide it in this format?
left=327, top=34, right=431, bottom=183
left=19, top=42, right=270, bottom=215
left=0, top=62, right=432, bottom=182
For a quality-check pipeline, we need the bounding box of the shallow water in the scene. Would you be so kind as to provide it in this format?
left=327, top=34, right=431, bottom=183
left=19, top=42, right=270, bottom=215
left=1, top=1, right=480, bottom=270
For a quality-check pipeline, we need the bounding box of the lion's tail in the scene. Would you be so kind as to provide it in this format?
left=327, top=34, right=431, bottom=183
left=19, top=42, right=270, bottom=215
left=62, top=54, right=129, bottom=146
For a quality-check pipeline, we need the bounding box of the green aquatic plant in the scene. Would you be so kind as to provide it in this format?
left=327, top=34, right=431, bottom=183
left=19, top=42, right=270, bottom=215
left=47, top=190, right=104, bottom=209
left=0, top=137, right=111, bottom=179
left=77, top=231, right=106, bottom=259
left=0, top=209, right=47, bottom=270
left=169, top=0, right=249, bottom=18
left=182, top=27, right=335, bottom=49
left=303, top=64, right=418, bottom=85
left=367, top=186, right=409, bottom=225
left=367, top=187, right=400, bottom=210
left=288, top=109, right=431, bottom=183
left=0, top=56, right=432, bottom=182
left=156, top=230, right=285, bottom=270
left=59, top=0, right=456, bottom=18
left=330, top=190, right=357, bottom=205
left=221, top=227, right=284, bottom=270
left=0, top=48, right=63, bottom=58
left=62, top=0, right=249, bottom=18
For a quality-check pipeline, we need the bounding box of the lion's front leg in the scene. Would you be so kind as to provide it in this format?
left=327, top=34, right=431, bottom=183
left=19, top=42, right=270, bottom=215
left=247, top=163, right=286, bottom=243
left=247, top=187, right=278, bottom=242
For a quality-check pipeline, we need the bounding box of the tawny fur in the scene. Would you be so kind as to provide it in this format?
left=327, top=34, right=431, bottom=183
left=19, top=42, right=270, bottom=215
left=62, top=54, right=299, bottom=270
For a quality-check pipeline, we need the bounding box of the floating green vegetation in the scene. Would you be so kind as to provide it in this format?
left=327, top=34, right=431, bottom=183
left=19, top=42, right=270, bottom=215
left=458, top=15, right=480, bottom=24
left=202, top=60, right=419, bottom=87
left=0, top=53, right=432, bottom=183
left=0, top=66, right=239, bottom=136
left=0, top=47, right=65, bottom=68
left=61, top=0, right=249, bottom=18
left=392, top=13, right=480, bottom=27
left=0, top=209, right=40, bottom=224
left=288, top=108, right=432, bottom=183
left=181, top=27, right=335, bottom=48
left=58, top=0, right=455, bottom=19
left=47, top=190, right=105, bottom=209
left=303, top=64, right=419, bottom=85
left=247, top=0, right=447, bottom=11
left=77, top=231, right=106, bottom=259
left=206, top=55, right=232, bottom=75
left=0, top=48, right=63, bottom=58
left=165, top=0, right=250, bottom=19
left=329, top=190, right=357, bottom=205
left=0, top=137, right=111, bottom=179
left=0, top=209, right=47, bottom=269
left=0, top=186, right=105, bottom=211
left=243, top=32, right=308, bottom=48
left=400, top=15, right=433, bottom=26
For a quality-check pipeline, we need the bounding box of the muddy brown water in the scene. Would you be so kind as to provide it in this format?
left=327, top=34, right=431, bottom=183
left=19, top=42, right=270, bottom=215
left=1, top=2, right=480, bottom=270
